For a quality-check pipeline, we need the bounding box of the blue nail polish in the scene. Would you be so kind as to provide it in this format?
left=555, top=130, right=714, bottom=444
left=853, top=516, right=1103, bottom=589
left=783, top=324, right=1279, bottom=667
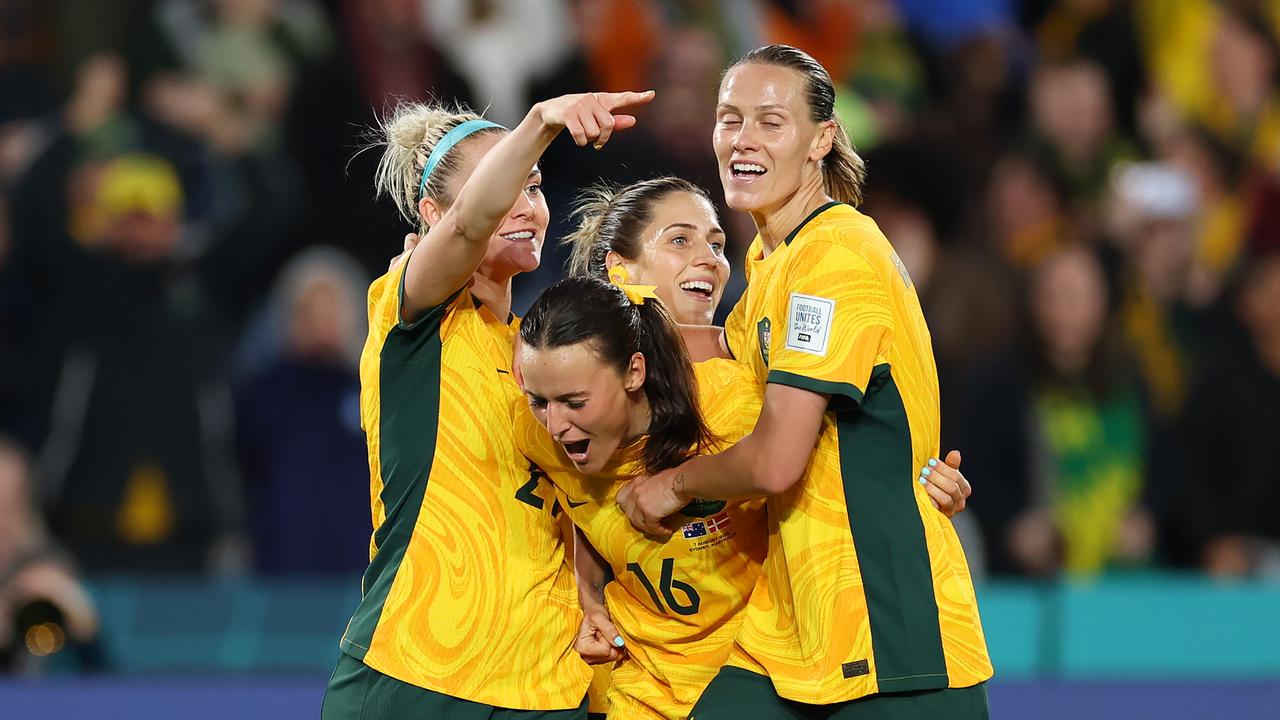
left=919, top=476, right=927, bottom=485
left=929, top=458, right=938, bottom=467
left=921, top=467, right=931, bottom=477
left=613, top=635, right=625, bottom=648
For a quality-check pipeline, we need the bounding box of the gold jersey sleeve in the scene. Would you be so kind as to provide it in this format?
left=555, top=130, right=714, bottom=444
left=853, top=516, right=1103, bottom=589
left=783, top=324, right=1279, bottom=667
left=513, top=359, right=766, bottom=720
left=341, top=260, right=590, bottom=709
left=723, top=203, right=993, bottom=704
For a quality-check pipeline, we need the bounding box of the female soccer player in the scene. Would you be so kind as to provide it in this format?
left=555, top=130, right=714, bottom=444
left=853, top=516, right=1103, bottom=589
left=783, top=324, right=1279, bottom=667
left=514, top=274, right=766, bottom=720
left=560, top=177, right=735, bottom=720
left=617, top=45, right=993, bottom=718
left=321, top=88, right=652, bottom=719
left=564, top=177, right=730, bottom=327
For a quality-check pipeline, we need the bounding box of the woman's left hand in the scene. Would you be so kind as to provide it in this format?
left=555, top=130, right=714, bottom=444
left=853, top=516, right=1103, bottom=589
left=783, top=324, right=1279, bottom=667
left=919, top=449, right=971, bottom=517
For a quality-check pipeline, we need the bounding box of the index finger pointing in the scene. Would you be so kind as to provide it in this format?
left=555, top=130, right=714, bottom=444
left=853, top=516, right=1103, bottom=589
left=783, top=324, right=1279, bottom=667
left=596, top=90, right=655, bottom=111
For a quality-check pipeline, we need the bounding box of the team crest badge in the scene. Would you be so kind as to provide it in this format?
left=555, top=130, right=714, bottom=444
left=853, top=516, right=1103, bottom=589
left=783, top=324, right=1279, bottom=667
left=680, top=499, right=726, bottom=517
left=757, top=316, right=771, bottom=365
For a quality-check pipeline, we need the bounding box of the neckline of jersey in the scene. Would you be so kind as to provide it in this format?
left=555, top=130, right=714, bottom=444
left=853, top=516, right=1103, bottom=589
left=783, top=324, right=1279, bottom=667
left=471, top=293, right=515, bottom=327
left=782, top=200, right=845, bottom=246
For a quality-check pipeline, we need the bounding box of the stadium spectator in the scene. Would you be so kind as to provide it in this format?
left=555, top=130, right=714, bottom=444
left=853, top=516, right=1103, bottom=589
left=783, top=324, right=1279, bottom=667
left=4, top=53, right=262, bottom=574
left=339, top=0, right=474, bottom=110
left=234, top=248, right=369, bottom=576
left=0, top=436, right=102, bottom=674
left=1026, top=57, right=1137, bottom=212
left=985, top=150, right=1074, bottom=269
left=958, top=245, right=1154, bottom=576
left=1180, top=250, right=1280, bottom=578
left=1025, top=0, right=1147, bottom=136
left=1107, top=162, right=1204, bottom=420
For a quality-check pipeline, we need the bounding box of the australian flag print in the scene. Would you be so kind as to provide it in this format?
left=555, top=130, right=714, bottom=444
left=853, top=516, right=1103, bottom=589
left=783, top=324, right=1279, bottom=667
left=682, top=521, right=708, bottom=539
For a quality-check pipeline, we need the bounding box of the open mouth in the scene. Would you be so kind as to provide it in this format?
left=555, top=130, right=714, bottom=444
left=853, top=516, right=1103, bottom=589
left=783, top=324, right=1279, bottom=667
left=500, top=229, right=536, bottom=242
left=678, top=280, right=715, bottom=302
left=730, top=162, right=767, bottom=181
left=561, top=438, right=590, bottom=463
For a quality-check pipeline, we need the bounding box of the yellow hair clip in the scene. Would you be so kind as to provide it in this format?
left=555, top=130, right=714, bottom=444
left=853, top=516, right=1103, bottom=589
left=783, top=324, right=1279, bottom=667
left=607, top=265, right=659, bottom=305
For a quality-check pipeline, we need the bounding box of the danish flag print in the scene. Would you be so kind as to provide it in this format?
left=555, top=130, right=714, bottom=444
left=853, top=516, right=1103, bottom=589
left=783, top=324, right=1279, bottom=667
left=705, top=511, right=732, bottom=533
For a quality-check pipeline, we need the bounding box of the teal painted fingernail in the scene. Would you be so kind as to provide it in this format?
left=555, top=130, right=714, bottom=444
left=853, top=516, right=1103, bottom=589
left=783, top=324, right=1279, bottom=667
left=919, top=476, right=927, bottom=485
left=613, top=635, right=625, bottom=647
left=921, top=467, right=931, bottom=477
left=929, top=458, right=938, bottom=467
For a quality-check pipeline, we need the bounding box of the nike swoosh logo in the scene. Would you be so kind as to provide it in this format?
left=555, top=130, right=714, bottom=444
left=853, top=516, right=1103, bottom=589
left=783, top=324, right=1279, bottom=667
left=496, top=369, right=510, bottom=375
left=566, top=499, right=589, bottom=508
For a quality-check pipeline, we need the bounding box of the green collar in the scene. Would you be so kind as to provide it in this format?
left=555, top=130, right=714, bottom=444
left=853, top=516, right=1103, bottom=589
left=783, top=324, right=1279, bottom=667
left=783, top=201, right=844, bottom=246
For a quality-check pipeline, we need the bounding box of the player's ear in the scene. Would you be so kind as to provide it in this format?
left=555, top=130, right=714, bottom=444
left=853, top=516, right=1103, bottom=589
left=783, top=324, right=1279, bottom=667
left=809, top=119, right=835, bottom=163
left=624, top=352, right=646, bottom=392
left=419, top=195, right=447, bottom=227
left=605, top=252, right=639, bottom=284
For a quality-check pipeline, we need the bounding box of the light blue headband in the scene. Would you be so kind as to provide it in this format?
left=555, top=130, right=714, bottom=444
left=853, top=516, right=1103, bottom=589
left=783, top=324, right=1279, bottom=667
left=418, top=119, right=505, bottom=198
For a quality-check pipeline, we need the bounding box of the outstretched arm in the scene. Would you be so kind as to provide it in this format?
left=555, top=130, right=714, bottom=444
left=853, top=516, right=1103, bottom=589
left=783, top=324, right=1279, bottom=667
left=403, top=91, right=654, bottom=319
left=617, top=382, right=826, bottom=534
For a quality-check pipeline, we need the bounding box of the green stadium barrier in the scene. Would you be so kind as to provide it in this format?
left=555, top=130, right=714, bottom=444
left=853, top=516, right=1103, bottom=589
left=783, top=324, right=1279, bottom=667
left=82, top=574, right=1280, bottom=678
left=89, top=578, right=359, bottom=673
left=1057, top=576, right=1280, bottom=679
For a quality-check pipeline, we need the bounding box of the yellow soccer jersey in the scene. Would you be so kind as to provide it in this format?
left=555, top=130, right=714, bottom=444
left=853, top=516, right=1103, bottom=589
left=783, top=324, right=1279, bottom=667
left=340, top=259, right=590, bottom=709
left=514, top=358, right=767, bottom=720
left=587, top=663, right=611, bottom=715
left=722, top=202, right=992, bottom=704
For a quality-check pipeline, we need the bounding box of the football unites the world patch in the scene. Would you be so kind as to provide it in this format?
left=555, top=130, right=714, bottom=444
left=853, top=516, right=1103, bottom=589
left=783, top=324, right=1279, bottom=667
left=786, top=293, right=834, bottom=356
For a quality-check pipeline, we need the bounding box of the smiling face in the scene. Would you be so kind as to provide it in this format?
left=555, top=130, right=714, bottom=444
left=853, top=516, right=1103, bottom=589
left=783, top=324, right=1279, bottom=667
left=608, top=191, right=729, bottom=325
left=519, top=341, right=647, bottom=475
left=713, top=63, right=829, bottom=214
left=423, top=132, right=550, bottom=278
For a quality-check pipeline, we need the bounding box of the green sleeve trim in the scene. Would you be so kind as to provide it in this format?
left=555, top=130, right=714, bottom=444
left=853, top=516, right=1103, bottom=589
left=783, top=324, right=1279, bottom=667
left=766, top=369, right=865, bottom=405
left=384, top=271, right=463, bottom=366
left=395, top=250, right=466, bottom=331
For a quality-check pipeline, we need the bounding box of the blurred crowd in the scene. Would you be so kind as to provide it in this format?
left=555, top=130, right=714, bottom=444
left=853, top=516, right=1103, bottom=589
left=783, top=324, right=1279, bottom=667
left=3, top=0, right=1280, bottom=668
